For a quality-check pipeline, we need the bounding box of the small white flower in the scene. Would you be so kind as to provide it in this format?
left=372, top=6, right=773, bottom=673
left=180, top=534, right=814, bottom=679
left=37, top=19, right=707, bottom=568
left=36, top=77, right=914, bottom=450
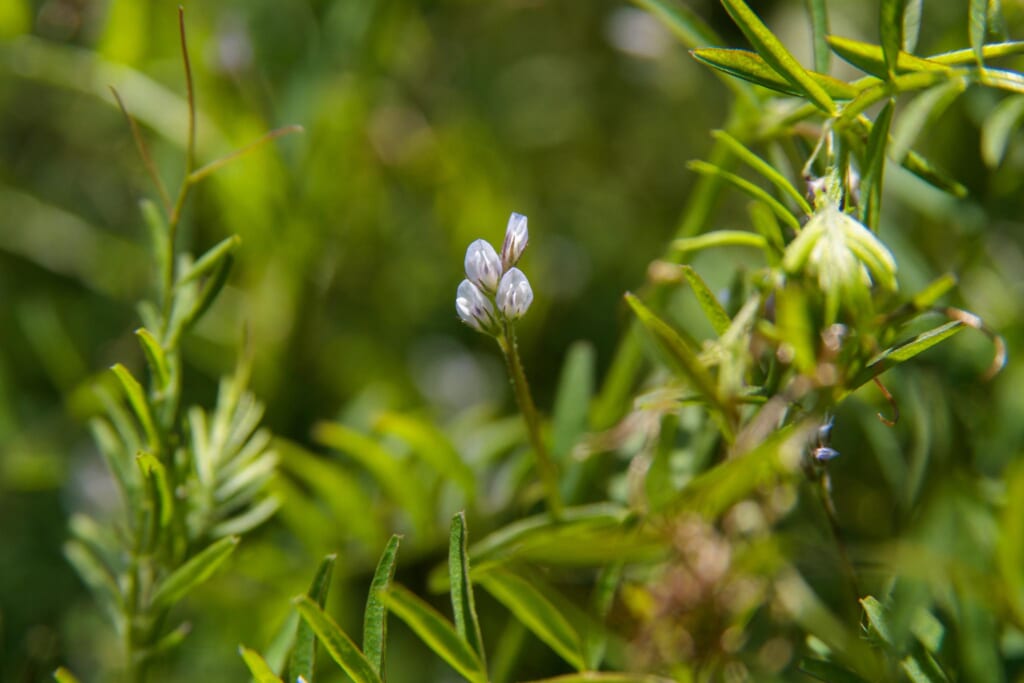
left=496, top=267, right=533, bottom=319
left=464, top=239, right=502, bottom=294
left=501, top=212, right=529, bottom=271
left=456, top=279, right=499, bottom=335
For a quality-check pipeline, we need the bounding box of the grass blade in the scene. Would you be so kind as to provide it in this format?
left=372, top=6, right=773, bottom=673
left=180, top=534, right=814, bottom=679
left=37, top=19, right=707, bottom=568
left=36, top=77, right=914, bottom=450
left=381, top=585, right=487, bottom=683
left=449, top=513, right=486, bottom=666
left=720, top=0, right=836, bottom=113
left=859, top=99, right=895, bottom=231
left=364, top=535, right=401, bottom=677
left=294, top=596, right=381, bottom=683
left=687, top=160, right=801, bottom=233
left=476, top=566, right=585, bottom=671
left=239, top=646, right=284, bottom=683
left=711, top=130, right=812, bottom=214
left=287, top=554, right=337, bottom=683
left=150, top=535, right=239, bottom=609
left=690, top=48, right=857, bottom=100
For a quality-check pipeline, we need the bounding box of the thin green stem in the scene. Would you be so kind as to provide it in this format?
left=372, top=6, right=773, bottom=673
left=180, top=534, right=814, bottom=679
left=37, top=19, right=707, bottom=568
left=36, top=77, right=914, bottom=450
left=497, top=323, right=563, bottom=519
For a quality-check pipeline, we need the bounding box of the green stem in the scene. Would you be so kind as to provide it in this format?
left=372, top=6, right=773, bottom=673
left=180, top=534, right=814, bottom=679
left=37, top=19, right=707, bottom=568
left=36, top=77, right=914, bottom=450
left=497, top=323, right=563, bottom=519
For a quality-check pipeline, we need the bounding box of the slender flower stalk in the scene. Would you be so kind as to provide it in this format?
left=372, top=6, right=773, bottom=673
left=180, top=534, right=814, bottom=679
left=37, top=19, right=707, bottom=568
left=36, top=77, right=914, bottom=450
left=455, top=212, right=562, bottom=517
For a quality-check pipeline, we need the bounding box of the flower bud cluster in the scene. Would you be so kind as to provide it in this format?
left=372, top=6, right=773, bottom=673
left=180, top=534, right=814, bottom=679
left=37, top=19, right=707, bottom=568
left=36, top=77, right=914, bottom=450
left=456, top=212, right=533, bottom=336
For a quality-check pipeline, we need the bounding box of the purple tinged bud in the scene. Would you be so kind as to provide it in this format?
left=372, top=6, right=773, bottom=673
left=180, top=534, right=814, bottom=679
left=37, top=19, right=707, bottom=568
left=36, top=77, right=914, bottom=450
left=501, top=212, right=529, bottom=270
left=813, top=446, right=840, bottom=463
left=496, top=267, right=533, bottom=319
left=464, top=239, right=502, bottom=294
left=456, top=279, right=498, bottom=335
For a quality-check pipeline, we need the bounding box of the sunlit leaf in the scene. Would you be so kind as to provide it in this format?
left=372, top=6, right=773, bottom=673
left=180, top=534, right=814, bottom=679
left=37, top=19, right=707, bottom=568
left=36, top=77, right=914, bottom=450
left=287, top=553, right=337, bottom=683
left=679, top=265, right=731, bottom=336
left=860, top=98, right=894, bottom=230
left=110, top=363, right=159, bottom=450
left=690, top=48, right=857, bottom=100
left=880, top=0, right=906, bottom=77
left=449, top=513, right=486, bottom=665
left=53, top=668, right=84, bottom=683
left=686, top=160, right=801, bottom=232
left=711, top=130, right=812, bottom=214
left=807, top=0, right=830, bottom=73
left=294, top=596, right=381, bottom=683
left=364, top=535, right=400, bottom=677
left=826, top=35, right=950, bottom=78
left=970, top=0, right=988, bottom=66
left=133, top=327, right=170, bottom=392
left=672, top=230, right=768, bottom=254
left=239, top=646, right=284, bottom=683
left=177, top=234, right=241, bottom=286
left=851, top=321, right=964, bottom=388
left=150, top=536, right=239, bottom=609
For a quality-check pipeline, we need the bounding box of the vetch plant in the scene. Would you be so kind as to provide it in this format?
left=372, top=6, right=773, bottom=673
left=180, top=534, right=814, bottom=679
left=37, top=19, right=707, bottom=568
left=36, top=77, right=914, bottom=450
left=58, top=9, right=299, bottom=682
left=456, top=213, right=561, bottom=517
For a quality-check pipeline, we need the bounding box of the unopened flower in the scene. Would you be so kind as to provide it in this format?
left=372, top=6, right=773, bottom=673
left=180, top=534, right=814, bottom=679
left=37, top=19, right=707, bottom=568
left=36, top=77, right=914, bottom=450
left=456, top=279, right=499, bottom=335
left=501, top=212, right=529, bottom=270
left=496, top=267, right=533, bottom=319
left=464, top=239, right=502, bottom=294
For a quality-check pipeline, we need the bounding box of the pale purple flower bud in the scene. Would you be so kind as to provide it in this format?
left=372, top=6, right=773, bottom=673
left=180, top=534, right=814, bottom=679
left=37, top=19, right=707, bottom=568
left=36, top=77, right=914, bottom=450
left=456, top=279, right=498, bottom=335
left=464, top=239, right=502, bottom=294
left=501, top=212, right=529, bottom=270
left=496, top=267, right=533, bottom=319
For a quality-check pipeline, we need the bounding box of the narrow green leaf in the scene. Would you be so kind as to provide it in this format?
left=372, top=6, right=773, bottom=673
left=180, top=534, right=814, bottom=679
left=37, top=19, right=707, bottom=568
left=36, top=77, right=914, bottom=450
left=139, top=199, right=168, bottom=270
left=679, top=266, right=731, bottom=336
left=364, top=536, right=401, bottom=677
left=294, top=595, right=382, bottom=683
left=970, top=0, right=988, bottom=67
left=551, top=341, right=594, bottom=463
left=928, top=41, right=1024, bottom=65
left=903, top=0, right=923, bottom=53
left=476, top=566, right=585, bottom=671
left=136, top=451, right=173, bottom=527
left=134, top=327, right=170, bottom=391
left=240, top=646, right=284, bottom=683
left=177, top=234, right=241, bottom=287
left=625, top=293, right=736, bottom=440
left=110, top=363, right=159, bottom=450
left=150, top=536, right=239, bottom=609
left=860, top=99, right=895, bottom=230
left=900, top=149, right=969, bottom=198
left=826, top=35, right=950, bottom=78
left=53, top=668, right=83, bottom=683
left=449, top=513, right=486, bottom=666
left=901, top=653, right=950, bottom=683
left=975, top=67, right=1024, bottom=95
left=911, top=273, right=958, bottom=311
left=851, top=321, right=964, bottom=388
left=672, top=230, right=767, bottom=255
left=880, top=0, right=906, bottom=77
left=522, top=674, right=675, bottom=683
left=839, top=70, right=950, bottom=126
left=180, top=252, right=233, bottom=332
left=381, top=585, right=487, bottom=683
left=891, top=80, right=968, bottom=163
left=711, top=130, right=812, bottom=214
left=64, top=540, right=121, bottom=609
left=861, top=596, right=895, bottom=647
left=806, top=0, right=830, bottom=74
left=720, top=0, right=836, bottom=113
left=687, top=160, right=801, bottom=233
left=690, top=48, right=857, bottom=100
left=981, top=94, right=1024, bottom=167
left=288, top=554, right=337, bottom=683
left=373, top=411, right=475, bottom=498
left=799, top=658, right=872, bottom=683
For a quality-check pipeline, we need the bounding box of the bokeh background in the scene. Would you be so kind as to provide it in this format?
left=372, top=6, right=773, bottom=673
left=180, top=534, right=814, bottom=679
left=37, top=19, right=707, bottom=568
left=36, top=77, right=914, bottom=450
left=2, top=0, right=1024, bottom=680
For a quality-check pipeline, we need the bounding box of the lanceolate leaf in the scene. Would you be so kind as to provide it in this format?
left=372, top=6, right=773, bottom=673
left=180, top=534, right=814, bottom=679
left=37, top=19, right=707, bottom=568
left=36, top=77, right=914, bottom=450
left=625, top=293, right=736, bottom=440
left=287, top=554, right=337, bottom=683
left=476, top=566, right=586, bottom=671
left=807, top=0, right=830, bottom=74
left=880, top=0, right=907, bottom=77
left=150, top=536, right=239, bottom=609
left=970, top=0, right=988, bottom=67
left=720, top=0, right=836, bottom=113
left=850, top=321, right=964, bottom=389
left=679, top=265, right=731, bottom=336
left=860, top=99, right=895, bottom=231
left=364, top=536, right=401, bottom=677
left=381, top=586, right=487, bottom=683
left=686, top=160, right=801, bottom=232
left=449, top=513, right=486, bottom=665
left=134, top=327, right=170, bottom=392
left=293, top=596, right=381, bottom=683
left=711, top=130, right=812, bottom=214
left=903, top=0, right=923, bottom=53
left=826, top=35, right=949, bottom=77
left=239, top=646, right=284, bottom=683
left=672, top=230, right=768, bottom=255
left=177, top=234, right=241, bottom=286
left=111, top=363, right=160, bottom=450
left=691, top=48, right=857, bottom=100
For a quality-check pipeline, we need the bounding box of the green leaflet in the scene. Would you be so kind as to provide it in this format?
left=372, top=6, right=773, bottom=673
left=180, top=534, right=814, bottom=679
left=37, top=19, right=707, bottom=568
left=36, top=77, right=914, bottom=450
left=111, top=363, right=160, bottom=450
left=860, top=98, right=895, bottom=230
left=150, top=536, right=239, bottom=609
left=476, top=566, right=585, bottom=671
left=381, top=585, right=487, bottom=683
left=880, top=0, right=907, bottom=77
left=239, top=647, right=284, bottom=683
left=679, top=265, right=731, bottom=336
left=711, top=130, right=812, bottom=214
left=850, top=321, right=964, bottom=389
left=720, top=0, right=836, bottom=113
left=827, top=35, right=950, bottom=77
left=686, top=160, right=801, bottom=233
left=133, top=327, right=170, bottom=392
left=293, top=596, right=381, bottom=683
left=690, top=47, right=857, bottom=100
left=287, top=554, right=337, bottom=683
left=364, top=535, right=401, bottom=677
left=177, top=234, right=241, bottom=286
left=449, top=513, right=486, bottom=666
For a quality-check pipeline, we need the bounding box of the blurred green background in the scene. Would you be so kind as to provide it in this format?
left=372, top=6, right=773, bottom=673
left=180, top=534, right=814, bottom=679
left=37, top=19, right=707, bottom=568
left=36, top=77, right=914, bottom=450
left=2, top=0, right=1024, bottom=680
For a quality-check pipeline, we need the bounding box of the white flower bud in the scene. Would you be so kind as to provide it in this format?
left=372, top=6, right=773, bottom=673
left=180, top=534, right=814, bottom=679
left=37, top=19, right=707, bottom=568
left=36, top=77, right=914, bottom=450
left=496, top=267, right=533, bottom=319
left=501, top=212, right=529, bottom=271
left=456, top=279, right=499, bottom=335
left=464, top=239, right=502, bottom=294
